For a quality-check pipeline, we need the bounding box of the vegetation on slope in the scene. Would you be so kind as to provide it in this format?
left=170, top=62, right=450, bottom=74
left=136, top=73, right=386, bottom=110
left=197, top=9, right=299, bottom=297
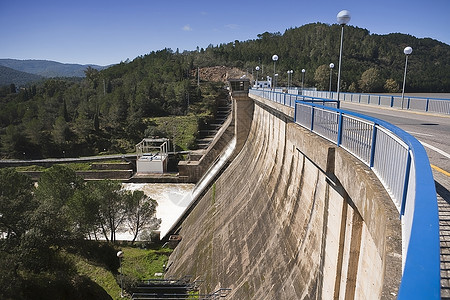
left=0, top=166, right=168, bottom=299
left=1, top=23, right=449, bottom=159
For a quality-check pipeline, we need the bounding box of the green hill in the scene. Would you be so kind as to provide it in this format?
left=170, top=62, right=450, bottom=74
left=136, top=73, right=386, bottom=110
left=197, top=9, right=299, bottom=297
left=197, top=23, right=450, bottom=92
left=0, top=59, right=109, bottom=78
left=1, top=23, right=449, bottom=159
left=0, top=65, right=43, bottom=86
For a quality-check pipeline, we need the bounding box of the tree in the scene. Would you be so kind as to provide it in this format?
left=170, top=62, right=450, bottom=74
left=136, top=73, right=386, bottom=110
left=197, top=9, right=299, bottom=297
left=348, top=82, right=359, bottom=93
left=359, top=67, right=383, bottom=92
left=33, top=165, right=85, bottom=246
left=88, top=180, right=127, bottom=242
left=52, top=116, right=72, bottom=146
left=10, top=83, right=16, bottom=93
left=124, top=190, right=160, bottom=243
left=314, top=64, right=330, bottom=90
left=67, top=187, right=101, bottom=239
left=0, top=168, right=35, bottom=241
left=384, top=78, right=400, bottom=93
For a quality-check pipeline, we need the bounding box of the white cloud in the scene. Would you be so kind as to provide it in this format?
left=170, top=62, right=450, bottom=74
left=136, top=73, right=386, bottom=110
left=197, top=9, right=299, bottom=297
left=225, top=24, right=240, bottom=30
left=182, top=24, right=193, bottom=31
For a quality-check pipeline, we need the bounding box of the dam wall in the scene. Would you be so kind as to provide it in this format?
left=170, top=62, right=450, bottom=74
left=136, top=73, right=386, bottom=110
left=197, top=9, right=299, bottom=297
left=165, top=91, right=401, bottom=299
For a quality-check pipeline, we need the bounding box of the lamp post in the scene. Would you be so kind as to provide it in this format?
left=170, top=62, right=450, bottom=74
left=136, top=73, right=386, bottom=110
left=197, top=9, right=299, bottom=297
left=287, top=70, right=293, bottom=89
left=329, top=63, right=335, bottom=98
left=117, top=251, right=124, bottom=297
left=287, top=70, right=290, bottom=89
left=336, top=10, right=351, bottom=102
left=401, top=46, right=413, bottom=109
left=301, top=69, right=306, bottom=94
left=274, top=74, right=278, bottom=89
left=255, top=66, right=260, bottom=88
left=272, top=54, right=278, bottom=89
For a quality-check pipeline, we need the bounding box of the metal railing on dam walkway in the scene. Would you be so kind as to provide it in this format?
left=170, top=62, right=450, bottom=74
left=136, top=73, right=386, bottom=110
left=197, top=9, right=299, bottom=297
left=304, top=90, right=450, bottom=115
left=249, top=88, right=440, bottom=299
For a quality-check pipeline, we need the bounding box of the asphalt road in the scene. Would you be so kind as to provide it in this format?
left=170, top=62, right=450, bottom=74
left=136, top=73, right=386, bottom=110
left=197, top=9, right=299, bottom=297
left=341, top=101, right=450, bottom=296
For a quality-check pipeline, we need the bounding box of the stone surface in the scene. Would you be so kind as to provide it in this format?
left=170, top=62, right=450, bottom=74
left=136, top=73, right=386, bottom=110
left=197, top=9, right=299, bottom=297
left=165, top=92, right=401, bottom=299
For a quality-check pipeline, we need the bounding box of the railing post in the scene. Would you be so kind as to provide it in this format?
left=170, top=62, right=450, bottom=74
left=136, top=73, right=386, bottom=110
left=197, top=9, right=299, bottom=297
left=294, top=101, right=297, bottom=123
left=425, top=98, right=430, bottom=112
left=369, top=125, right=377, bottom=168
left=400, top=150, right=412, bottom=216
left=310, top=107, right=315, bottom=131
left=337, top=112, right=343, bottom=146
left=390, top=96, right=394, bottom=107
left=407, top=97, right=411, bottom=110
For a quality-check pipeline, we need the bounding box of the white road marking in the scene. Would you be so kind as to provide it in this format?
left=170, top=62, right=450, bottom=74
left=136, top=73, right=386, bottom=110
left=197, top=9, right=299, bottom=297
left=407, top=131, right=434, bottom=137
left=420, top=141, right=450, bottom=160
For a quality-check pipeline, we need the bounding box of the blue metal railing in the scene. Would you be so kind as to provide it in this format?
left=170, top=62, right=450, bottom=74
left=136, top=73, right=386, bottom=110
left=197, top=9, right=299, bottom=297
left=250, top=88, right=339, bottom=109
left=304, top=90, right=450, bottom=115
left=249, top=88, right=440, bottom=299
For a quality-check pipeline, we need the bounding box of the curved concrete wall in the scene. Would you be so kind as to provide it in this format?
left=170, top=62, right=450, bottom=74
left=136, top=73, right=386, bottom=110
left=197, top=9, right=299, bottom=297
left=166, top=96, right=401, bottom=299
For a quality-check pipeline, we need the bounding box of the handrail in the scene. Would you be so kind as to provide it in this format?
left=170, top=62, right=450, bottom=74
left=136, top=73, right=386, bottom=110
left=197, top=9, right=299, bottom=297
left=250, top=88, right=339, bottom=108
left=249, top=88, right=440, bottom=299
left=303, top=90, right=450, bottom=115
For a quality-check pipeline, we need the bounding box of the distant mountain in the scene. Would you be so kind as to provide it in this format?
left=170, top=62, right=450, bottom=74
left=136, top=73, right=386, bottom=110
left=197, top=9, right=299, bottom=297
left=0, top=59, right=109, bottom=78
left=0, top=65, right=43, bottom=87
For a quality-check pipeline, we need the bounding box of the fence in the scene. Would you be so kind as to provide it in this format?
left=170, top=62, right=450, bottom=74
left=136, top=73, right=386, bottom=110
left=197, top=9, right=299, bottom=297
left=249, top=88, right=440, bottom=299
left=250, top=88, right=339, bottom=109
left=303, top=90, right=450, bottom=115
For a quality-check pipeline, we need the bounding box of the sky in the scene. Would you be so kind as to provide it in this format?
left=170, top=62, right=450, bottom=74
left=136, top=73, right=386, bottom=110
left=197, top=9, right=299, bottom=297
left=1, top=0, right=449, bottom=66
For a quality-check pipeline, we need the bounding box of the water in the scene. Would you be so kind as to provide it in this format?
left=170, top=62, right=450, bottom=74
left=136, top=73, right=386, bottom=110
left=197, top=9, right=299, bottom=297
left=121, top=183, right=194, bottom=239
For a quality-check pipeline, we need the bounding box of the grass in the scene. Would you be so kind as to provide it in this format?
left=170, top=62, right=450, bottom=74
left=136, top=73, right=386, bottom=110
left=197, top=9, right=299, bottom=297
left=120, top=246, right=172, bottom=281
left=143, top=114, right=213, bottom=151
left=74, top=255, right=122, bottom=299
left=14, top=160, right=127, bottom=172
left=72, top=245, right=172, bottom=300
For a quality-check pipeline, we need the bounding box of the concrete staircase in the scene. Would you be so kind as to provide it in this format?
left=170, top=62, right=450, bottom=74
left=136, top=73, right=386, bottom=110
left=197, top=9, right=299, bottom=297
left=195, top=98, right=231, bottom=150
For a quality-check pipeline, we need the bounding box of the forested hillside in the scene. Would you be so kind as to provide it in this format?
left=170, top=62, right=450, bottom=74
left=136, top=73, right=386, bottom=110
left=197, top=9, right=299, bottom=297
left=0, top=65, right=43, bottom=87
left=0, top=49, right=222, bottom=159
left=1, top=23, right=449, bottom=159
left=201, top=23, right=450, bottom=93
left=0, top=59, right=107, bottom=78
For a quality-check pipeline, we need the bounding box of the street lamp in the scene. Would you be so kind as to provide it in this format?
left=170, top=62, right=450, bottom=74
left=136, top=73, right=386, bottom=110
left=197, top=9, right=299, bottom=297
left=287, top=70, right=293, bottom=89
left=117, top=251, right=124, bottom=297
left=336, top=9, right=351, bottom=102
left=287, top=70, right=290, bottom=89
left=272, top=54, right=278, bottom=89
left=329, top=63, right=335, bottom=98
left=255, top=66, right=260, bottom=87
left=301, top=69, right=306, bottom=94
left=274, top=73, right=279, bottom=89
left=401, top=46, right=413, bottom=109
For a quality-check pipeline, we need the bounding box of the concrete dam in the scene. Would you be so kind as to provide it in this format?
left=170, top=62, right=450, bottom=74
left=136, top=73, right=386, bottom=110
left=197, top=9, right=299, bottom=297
left=165, top=82, right=402, bottom=299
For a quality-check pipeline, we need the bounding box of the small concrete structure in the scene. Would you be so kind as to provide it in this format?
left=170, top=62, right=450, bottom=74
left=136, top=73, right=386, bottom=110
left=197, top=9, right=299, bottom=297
left=136, top=138, right=169, bottom=174
left=253, top=76, right=272, bottom=88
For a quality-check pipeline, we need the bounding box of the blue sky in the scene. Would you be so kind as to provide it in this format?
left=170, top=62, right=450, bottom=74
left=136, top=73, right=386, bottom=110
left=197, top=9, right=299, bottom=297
left=1, top=0, right=449, bottom=66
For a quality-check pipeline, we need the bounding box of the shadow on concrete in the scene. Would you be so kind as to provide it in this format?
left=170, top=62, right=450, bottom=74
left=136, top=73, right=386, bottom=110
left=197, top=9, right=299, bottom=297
left=437, top=181, right=450, bottom=204
left=436, top=180, right=450, bottom=299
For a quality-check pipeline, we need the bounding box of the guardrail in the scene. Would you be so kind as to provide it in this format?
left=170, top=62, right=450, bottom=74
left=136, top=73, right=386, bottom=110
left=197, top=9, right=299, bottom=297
left=249, top=88, right=440, bottom=299
left=303, top=90, right=450, bottom=115
left=250, top=88, right=339, bottom=109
